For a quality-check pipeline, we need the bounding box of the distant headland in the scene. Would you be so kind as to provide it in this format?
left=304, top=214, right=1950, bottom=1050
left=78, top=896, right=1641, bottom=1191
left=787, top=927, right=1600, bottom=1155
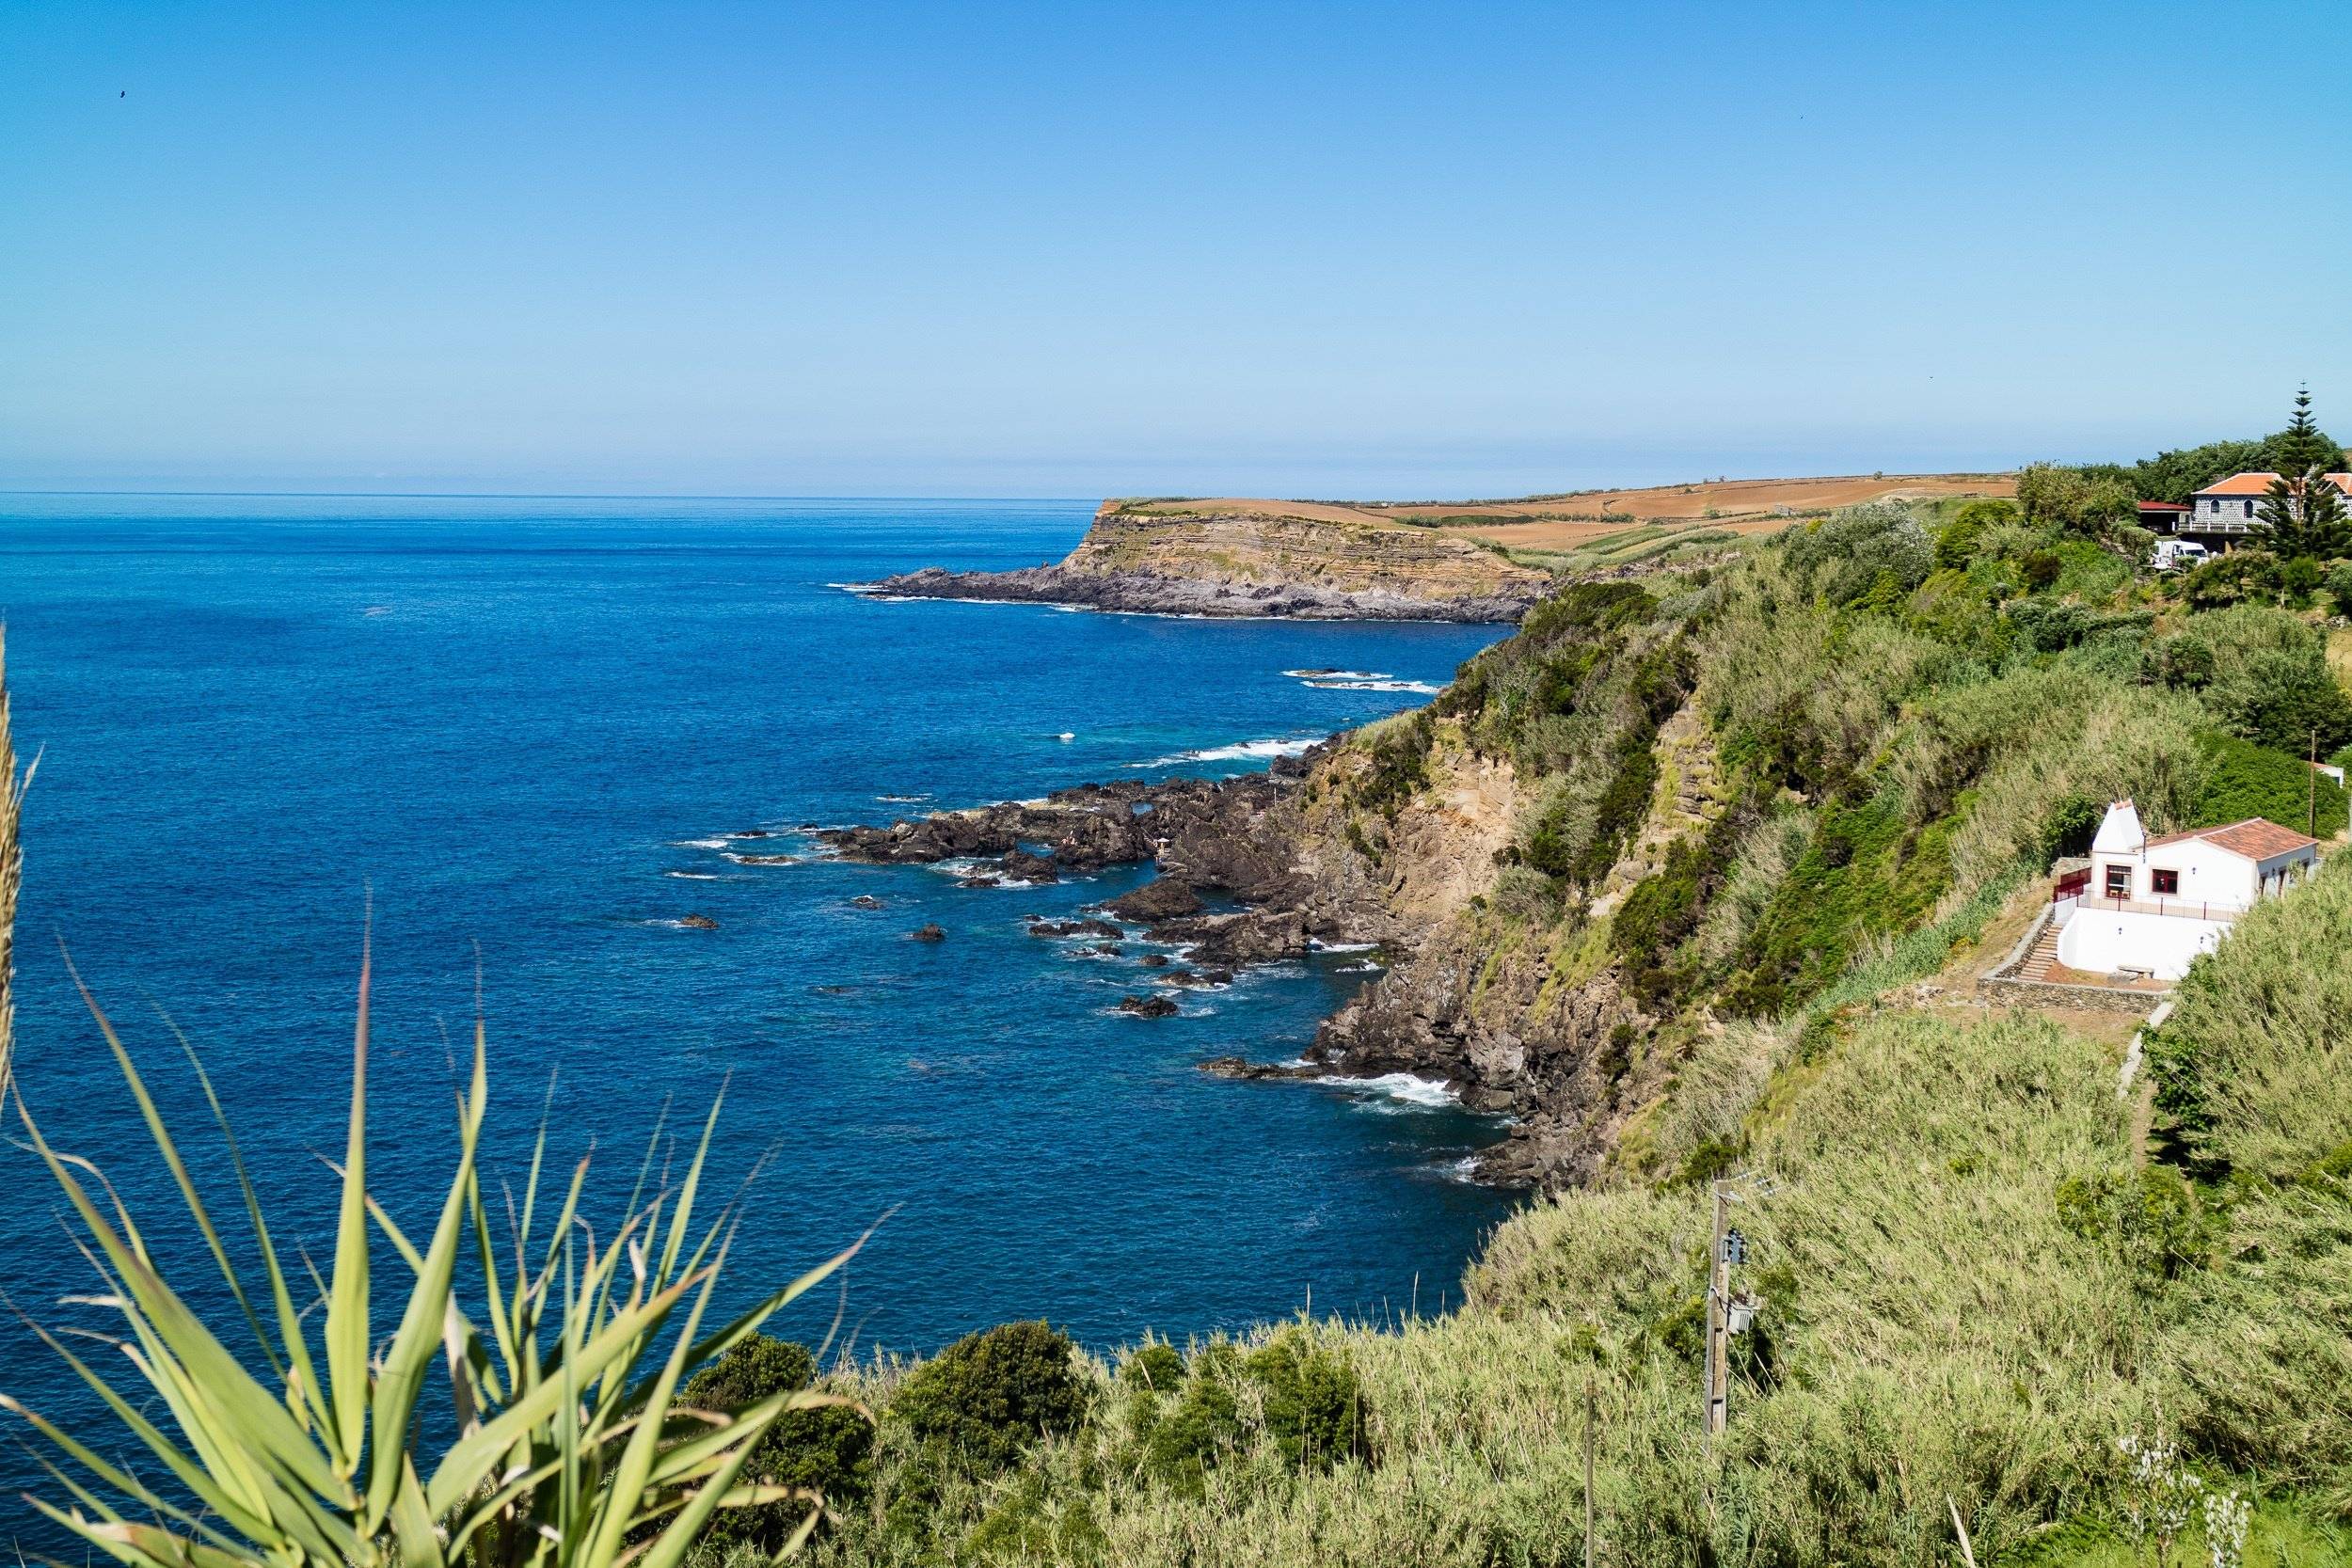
left=862, top=473, right=2015, bottom=623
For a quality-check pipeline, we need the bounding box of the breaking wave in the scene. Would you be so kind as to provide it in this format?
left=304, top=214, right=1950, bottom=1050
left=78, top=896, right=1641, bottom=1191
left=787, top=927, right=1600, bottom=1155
left=1315, top=1071, right=1459, bottom=1109
left=1131, top=736, right=1324, bottom=768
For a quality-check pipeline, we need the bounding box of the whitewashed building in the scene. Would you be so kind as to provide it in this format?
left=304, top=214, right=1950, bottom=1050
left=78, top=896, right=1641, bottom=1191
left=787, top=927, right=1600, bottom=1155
left=2051, top=800, right=2322, bottom=980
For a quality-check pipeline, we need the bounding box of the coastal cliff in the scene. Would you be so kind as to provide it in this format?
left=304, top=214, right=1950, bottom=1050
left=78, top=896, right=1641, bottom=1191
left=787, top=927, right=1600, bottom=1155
left=866, top=500, right=1550, bottom=622
left=839, top=491, right=2352, bottom=1197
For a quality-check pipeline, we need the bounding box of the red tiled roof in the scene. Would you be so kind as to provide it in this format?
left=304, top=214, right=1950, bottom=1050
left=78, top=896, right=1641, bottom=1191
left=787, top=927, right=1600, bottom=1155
left=2194, top=472, right=2279, bottom=497
left=2193, top=470, right=2352, bottom=498
left=2137, top=500, right=2189, bottom=513
left=2143, top=817, right=2320, bottom=861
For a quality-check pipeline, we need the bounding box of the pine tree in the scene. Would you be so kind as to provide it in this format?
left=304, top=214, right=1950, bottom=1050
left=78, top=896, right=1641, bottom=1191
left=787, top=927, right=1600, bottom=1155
left=2258, top=465, right=2352, bottom=561
left=2274, top=385, right=2341, bottom=476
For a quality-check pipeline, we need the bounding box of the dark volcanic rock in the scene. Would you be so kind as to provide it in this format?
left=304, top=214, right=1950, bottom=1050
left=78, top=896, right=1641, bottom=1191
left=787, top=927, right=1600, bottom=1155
left=1148, top=911, right=1308, bottom=966
left=1105, top=877, right=1202, bottom=923
left=849, top=895, right=884, bottom=910
left=1117, top=994, right=1180, bottom=1018
left=1001, top=849, right=1060, bottom=884
left=816, top=772, right=1306, bottom=905
left=909, top=923, right=946, bottom=942
left=729, top=852, right=799, bottom=865
left=678, top=913, right=719, bottom=930
left=728, top=829, right=772, bottom=839
left=1027, top=917, right=1124, bottom=940
left=1200, top=1056, right=1318, bottom=1081
left=1139, top=953, right=1169, bottom=968
left=1160, top=967, right=1235, bottom=990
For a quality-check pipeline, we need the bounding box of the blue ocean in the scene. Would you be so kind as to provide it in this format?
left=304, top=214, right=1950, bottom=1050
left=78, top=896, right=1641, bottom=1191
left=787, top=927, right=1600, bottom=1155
left=0, top=497, right=1516, bottom=1464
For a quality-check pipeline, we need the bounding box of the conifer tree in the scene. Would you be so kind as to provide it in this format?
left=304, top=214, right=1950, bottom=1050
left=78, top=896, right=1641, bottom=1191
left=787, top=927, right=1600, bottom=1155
left=2258, top=465, right=2352, bottom=561
left=2275, top=385, right=2342, bottom=476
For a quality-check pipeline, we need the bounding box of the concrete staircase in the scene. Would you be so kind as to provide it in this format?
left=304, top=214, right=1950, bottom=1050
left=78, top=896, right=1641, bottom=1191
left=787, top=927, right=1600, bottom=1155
left=2020, top=915, right=2066, bottom=981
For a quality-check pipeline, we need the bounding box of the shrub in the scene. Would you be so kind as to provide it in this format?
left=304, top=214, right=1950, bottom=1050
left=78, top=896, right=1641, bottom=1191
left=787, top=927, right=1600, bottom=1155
left=2192, top=731, right=2350, bottom=839
left=1119, top=1339, right=1185, bottom=1393
left=1241, top=1335, right=1372, bottom=1470
left=678, top=1336, right=875, bottom=1545
left=2329, top=559, right=2352, bottom=615
left=1141, top=1368, right=1243, bottom=1492
left=1784, top=501, right=1935, bottom=607
left=892, top=1320, right=1090, bottom=1470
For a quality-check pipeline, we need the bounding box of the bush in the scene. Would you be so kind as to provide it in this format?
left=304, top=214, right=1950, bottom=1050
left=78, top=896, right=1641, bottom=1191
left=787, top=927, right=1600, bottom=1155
left=676, top=1335, right=875, bottom=1545
left=1241, top=1335, right=1372, bottom=1470
left=1119, top=1339, right=1185, bottom=1393
left=2329, top=560, right=2352, bottom=615
left=1140, top=1368, right=1243, bottom=1493
left=1784, top=502, right=1935, bottom=607
left=892, top=1320, right=1090, bottom=1470
left=2192, top=731, right=2350, bottom=839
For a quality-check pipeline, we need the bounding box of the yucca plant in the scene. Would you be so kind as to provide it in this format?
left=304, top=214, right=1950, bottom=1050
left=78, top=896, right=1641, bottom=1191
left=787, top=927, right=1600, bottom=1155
left=0, top=638, right=865, bottom=1568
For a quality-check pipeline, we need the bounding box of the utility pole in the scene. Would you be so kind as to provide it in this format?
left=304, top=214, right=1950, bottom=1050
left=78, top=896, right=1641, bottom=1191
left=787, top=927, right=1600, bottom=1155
left=1705, top=1180, right=1731, bottom=1441
left=1583, top=1368, right=1597, bottom=1568
left=2312, top=728, right=2320, bottom=840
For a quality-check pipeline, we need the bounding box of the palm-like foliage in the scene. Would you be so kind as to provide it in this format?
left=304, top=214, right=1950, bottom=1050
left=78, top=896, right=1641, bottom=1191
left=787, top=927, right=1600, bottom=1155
left=0, top=641, right=862, bottom=1568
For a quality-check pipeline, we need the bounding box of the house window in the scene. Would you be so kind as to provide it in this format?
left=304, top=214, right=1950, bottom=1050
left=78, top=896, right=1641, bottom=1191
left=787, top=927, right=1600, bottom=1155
left=2152, top=869, right=2179, bottom=895
left=2106, top=864, right=2131, bottom=897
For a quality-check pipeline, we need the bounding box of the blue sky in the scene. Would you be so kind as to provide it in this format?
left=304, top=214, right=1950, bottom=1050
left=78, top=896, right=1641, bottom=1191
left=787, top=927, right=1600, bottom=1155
left=3, top=2, right=2346, bottom=498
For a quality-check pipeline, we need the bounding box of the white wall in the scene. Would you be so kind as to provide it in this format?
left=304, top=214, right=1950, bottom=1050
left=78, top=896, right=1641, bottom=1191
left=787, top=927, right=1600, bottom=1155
left=2141, top=838, right=2258, bottom=909
left=2058, top=908, right=2228, bottom=980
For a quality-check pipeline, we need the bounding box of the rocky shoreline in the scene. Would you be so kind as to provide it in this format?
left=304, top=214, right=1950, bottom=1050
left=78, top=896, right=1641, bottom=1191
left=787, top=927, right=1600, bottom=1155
left=816, top=754, right=1557, bottom=1184
left=860, top=563, right=1537, bottom=624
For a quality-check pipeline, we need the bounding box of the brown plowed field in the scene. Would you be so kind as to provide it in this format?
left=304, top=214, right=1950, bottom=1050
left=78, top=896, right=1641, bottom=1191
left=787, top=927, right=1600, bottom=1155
left=1124, top=472, right=2015, bottom=551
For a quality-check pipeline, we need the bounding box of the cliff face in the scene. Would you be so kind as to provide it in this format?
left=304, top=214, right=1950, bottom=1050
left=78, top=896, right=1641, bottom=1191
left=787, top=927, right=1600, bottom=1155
left=868, top=502, right=1549, bottom=623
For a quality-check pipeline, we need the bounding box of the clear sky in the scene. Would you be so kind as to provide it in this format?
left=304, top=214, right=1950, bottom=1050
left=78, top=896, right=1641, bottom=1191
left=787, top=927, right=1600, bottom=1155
left=3, top=2, right=2346, bottom=499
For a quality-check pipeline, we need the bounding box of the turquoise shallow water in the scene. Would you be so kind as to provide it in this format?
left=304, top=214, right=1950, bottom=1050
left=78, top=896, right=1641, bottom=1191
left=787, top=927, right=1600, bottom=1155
left=0, top=495, right=1517, bottom=1517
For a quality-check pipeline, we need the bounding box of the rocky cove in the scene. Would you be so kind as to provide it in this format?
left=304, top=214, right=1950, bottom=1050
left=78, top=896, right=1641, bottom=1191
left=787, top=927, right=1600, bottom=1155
left=814, top=733, right=1624, bottom=1190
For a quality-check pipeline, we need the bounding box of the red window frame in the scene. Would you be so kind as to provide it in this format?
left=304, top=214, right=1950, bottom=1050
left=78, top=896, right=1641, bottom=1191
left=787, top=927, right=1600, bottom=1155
left=2152, top=869, right=2179, bottom=895
left=2105, top=864, right=2131, bottom=897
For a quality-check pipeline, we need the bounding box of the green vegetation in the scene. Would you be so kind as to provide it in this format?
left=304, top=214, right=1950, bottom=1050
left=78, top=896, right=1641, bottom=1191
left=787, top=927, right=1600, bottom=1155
left=890, top=1322, right=1090, bottom=1472
left=6, top=435, right=2351, bottom=1568
left=0, top=948, right=864, bottom=1567
left=675, top=1338, right=877, bottom=1551
left=673, top=856, right=2350, bottom=1568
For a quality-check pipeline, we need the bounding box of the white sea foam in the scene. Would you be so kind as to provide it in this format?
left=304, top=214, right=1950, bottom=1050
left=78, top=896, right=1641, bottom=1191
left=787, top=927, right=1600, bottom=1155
left=1435, top=1155, right=1484, bottom=1182
left=877, top=793, right=932, bottom=803
left=1337, top=961, right=1383, bottom=974
left=664, top=870, right=722, bottom=880
left=1308, top=678, right=1442, bottom=694
left=1316, top=1071, right=1459, bottom=1109
left=670, top=837, right=732, bottom=850
left=1055, top=732, right=1075, bottom=741
left=1310, top=939, right=1378, bottom=953
left=1282, top=668, right=1388, bottom=680
left=1131, top=736, right=1324, bottom=768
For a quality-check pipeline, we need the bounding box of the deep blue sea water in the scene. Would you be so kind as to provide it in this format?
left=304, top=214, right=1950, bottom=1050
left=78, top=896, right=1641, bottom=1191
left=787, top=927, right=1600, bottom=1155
left=0, top=496, right=1516, bottom=1513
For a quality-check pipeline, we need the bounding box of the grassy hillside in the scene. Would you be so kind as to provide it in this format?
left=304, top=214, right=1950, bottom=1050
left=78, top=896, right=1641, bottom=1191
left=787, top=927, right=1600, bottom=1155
left=712, top=854, right=2352, bottom=1568
left=674, top=500, right=2352, bottom=1566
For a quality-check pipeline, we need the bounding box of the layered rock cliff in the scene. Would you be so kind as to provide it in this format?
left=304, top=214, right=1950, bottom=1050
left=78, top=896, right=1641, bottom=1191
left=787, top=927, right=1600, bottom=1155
left=867, top=501, right=1549, bottom=623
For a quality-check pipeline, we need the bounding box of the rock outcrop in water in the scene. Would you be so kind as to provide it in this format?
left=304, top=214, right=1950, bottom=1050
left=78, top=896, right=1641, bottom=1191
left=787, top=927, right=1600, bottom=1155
left=864, top=502, right=1548, bottom=624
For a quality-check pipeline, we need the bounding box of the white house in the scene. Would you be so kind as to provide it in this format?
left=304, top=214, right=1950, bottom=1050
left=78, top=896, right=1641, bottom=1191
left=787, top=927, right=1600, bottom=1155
left=2185, top=470, right=2352, bottom=537
left=2052, top=800, right=2323, bottom=980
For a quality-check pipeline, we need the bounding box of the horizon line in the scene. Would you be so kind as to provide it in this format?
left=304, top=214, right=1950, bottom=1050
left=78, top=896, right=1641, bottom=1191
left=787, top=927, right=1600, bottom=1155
left=0, top=488, right=1107, bottom=503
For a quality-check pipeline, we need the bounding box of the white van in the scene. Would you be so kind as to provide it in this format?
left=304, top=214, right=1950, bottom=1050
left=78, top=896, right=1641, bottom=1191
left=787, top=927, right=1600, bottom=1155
left=2152, top=539, right=2210, bottom=572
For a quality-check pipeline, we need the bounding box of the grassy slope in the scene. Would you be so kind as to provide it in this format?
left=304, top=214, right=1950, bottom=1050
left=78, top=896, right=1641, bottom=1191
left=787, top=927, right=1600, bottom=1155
left=759, top=505, right=2352, bottom=1567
